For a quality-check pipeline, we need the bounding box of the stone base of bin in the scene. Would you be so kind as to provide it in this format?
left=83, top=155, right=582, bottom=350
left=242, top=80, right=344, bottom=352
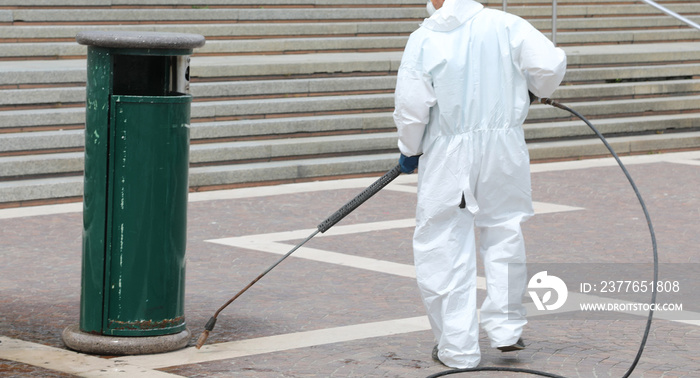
left=61, top=324, right=191, bottom=355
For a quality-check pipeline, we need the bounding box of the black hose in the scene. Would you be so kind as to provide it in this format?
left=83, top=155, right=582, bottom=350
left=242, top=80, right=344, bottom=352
left=428, top=367, right=566, bottom=378
left=426, top=98, right=658, bottom=378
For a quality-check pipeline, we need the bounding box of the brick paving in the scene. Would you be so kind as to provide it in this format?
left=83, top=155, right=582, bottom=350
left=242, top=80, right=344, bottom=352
left=1, top=151, right=699, bottom=377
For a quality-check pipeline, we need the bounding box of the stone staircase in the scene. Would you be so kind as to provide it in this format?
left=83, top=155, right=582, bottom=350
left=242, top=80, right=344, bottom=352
left=1, top=0, right=699, bottom=207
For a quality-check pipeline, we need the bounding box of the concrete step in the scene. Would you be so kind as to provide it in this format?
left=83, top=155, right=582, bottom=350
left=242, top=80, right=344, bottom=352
left=0, top=112, right=395, bottom=155
left=0, top=22, right=421, bottom=41
left=3, top=89, right=699, bottom=131
left=3, top=3, right=699, bottom=24
left=191, top=113, right=395, bottom=142
left=5, top=109, right=698, bottom=157
left=524, top=112, right=700, bottom=140
left=0, top=87, right=85, bottom=107
left=5, top=29, right=700, bottom=60
left=526, top=94, right=700, bottom=123
left=554, top=29, right=700, bottom=46
left=5, top=74, right=700, bottom=109
left=4, top=130, right=700, bottom=204
left=0, top=59, right=86, bottom=87
left=188, top=45, right=700, bottom=80
left=188, top=153, right=399, bottom=189
left=0, top=151, right=84, bottom=179
left=0, top=132, right=399, bottom=179
left=3, top=0, right=426, bottom=6
left=564, top=63, right=700, bottom=84
left=0, top=129, right=84, bottom=154
left=565, top=42, right=700, bottom=67
left=2, top=133, right=396, bottom=177
left=2, top=55, right=697, bottom=90
left=3, top=42, right=699, bottom=86
left=190, top=93, right=395, bottom=120
left=0, top=152, right=401, bottom=204
left=190, top=132, right=398, bottom=165
left=528, top=130, right=700, bottom=161
left=0, top=175, right=84, bottom=205
left=0, top=93, right=397, bottom=131
left=0, top=107, right=83, bottom=131
left=543, top=15, right=700, bottom=32
left=548, top=79, right=700, bottom=101
left=502, top=3, right=700, bottom=19
left=2, top=8, right=426, bottom=23
left=1, top=74, right=399, bottom=107
left=0, top=36, right=412, bottom=60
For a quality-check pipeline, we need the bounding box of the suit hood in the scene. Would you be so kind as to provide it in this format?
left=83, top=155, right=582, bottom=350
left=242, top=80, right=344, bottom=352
left=422, top=0, right=484, bottom=32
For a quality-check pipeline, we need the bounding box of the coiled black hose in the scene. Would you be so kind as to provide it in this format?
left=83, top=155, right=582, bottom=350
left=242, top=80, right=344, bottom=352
left=426, top=98, right=658, bottom=378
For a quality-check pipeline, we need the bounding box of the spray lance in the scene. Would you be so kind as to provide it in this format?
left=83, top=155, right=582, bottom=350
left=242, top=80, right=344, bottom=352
left=196, top=164, right=403, bottom=349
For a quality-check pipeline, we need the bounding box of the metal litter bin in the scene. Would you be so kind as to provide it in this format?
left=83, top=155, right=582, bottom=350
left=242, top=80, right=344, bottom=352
left=62, top=31, right=205, bottom=355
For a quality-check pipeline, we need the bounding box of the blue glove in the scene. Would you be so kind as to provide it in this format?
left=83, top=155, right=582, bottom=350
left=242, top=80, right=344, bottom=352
left=399, top=154, right=420, bottom=174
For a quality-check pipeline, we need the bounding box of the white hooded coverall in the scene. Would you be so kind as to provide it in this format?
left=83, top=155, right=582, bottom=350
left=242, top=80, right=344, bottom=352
left=393, top=0, right=566, bottom=369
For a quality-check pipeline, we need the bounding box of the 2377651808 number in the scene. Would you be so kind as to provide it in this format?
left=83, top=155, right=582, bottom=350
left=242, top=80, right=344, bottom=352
left=598, top=280, right=679, bottom=293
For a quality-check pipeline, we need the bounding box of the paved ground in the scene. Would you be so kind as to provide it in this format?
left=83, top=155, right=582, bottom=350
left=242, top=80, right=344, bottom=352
left=1, top=150, right=699, bottom=377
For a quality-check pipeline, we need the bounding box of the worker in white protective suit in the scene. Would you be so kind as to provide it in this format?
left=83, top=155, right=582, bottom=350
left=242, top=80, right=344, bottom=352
left=393, top=0, right=567, bottom=369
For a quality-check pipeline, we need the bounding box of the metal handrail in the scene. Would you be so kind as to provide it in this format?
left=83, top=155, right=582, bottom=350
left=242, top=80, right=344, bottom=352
left=640, top=0, right=700, bottom=32
left=548, top=0, right=700, bottom=46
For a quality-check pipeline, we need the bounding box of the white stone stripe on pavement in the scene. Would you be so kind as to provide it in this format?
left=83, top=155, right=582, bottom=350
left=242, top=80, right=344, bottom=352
left=119, top=316, right=432, bottom=369
left=0, top=336, right=183, bottom=378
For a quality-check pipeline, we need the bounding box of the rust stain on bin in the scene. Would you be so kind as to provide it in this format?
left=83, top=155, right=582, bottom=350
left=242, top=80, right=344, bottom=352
left=109, top=316, right=185, bottom=331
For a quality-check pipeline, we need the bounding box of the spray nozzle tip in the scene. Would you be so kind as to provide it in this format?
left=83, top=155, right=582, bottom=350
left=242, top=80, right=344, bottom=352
left=195, top=316, right=218, bottom=349
left=195, top=330, right=210, bottom=349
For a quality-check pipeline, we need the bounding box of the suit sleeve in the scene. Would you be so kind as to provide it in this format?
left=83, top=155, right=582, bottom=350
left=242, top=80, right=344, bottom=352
left=513, top=23, right=567, bottom=98
left=393, top=36, right=436, bottom=157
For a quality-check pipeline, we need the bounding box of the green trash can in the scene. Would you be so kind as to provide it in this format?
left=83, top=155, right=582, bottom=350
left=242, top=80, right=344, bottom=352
left=63, top=31, right=205, bottom=355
